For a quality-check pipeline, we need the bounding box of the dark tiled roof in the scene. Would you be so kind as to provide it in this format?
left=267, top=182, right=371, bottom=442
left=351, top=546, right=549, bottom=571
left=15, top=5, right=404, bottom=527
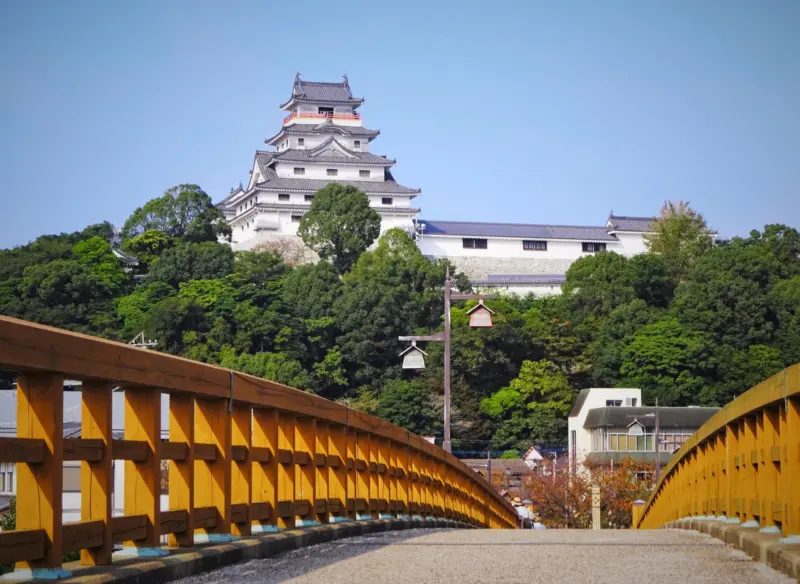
left=569, top=388, right=591, bottom=418
left=253, top=178, right=421, bottom=196
left=472, top=274, right=567, bottom=286
left=419, top=220, right=618, bottom=242
left=280, top=75, right=364, bottom=109
left=585, top=451, right=675, bottom=465
left=273, top=147, right=394, bottom=167
left=238, top=202, right=419, bottom=216
left=462, top=459, right=531, bottom=475
left=583, top=406, right=720, bottom=429
left=606, top=215, right=656, bottom=233
left=266, top=123, right=379, bottom=144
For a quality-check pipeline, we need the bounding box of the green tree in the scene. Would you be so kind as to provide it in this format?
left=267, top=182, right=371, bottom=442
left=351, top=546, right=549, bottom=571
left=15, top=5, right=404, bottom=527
left=124, top=229, right=171, bottom=268
left=147, top=242, right=234, bottom=287
left=297, top=184, right=380, bottom=274
left=122, top=184, right=231, bottom=242
left=375, top=379, right=439, bottom=435
left=644, top=201, right=713, bottom=280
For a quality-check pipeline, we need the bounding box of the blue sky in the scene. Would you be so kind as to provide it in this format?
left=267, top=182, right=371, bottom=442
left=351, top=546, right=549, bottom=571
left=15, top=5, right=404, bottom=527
left=1, top=0, right=798, bottom=248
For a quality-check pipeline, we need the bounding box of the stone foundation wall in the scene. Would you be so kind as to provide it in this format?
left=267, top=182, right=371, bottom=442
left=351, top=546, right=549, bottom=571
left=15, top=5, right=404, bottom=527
left=445, top=256, right=574, bottom=279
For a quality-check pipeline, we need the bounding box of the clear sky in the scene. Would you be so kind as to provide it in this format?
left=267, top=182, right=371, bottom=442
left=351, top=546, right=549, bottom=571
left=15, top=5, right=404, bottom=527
left=1, top=1, right=798, bottom=248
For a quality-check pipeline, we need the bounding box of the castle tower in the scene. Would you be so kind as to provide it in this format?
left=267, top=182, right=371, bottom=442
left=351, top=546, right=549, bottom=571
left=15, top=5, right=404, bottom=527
left=218, top=74, right=421, bottom=249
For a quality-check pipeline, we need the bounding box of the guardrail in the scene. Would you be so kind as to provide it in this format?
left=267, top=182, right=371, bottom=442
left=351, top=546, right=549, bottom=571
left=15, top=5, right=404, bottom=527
left=0, top=316, right=517, bottom=574
left=636, top=363, right=799, bottom=538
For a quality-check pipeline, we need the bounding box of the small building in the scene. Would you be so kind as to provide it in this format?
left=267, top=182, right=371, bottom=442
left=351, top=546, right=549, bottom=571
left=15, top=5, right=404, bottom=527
left=567, top=387, right=719, bottom=470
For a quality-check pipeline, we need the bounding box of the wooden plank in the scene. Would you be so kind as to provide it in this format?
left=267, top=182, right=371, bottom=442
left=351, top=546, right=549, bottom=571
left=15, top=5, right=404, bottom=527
left=160, top=510, right=189, bottom=535
left=80, top=381, right=113, bottom=566
left=293, top=500, right=311, bottom=516
left=192, top=506, right=218, bottom=530
left=123, top=389, right=161, bottom=548
left=250, top=502, right=271, bottom=521
left=63, top=520, right=104, bottom=555
left=327, top=455, right=342, bottom=468
left=168, top=394, right=194, bottom=547
left=231, top=404, right=252, bottom=535
left=111, top=515, right=147, bottom=544
left=0, top=529, right=46, bottom=565
left=112, top=439, right=148, bottom=462
left=295, top=451, right=311, bottom=466
left=64, top=438, right=104, bottom=462
left=276, top=501, right=293, bottom=518
left=315, top=453, right=327, bottom=467
left=194, top=443, right=218, bottom=462
left=0, top=437, right=45, bottom=463
left=251, top=447, right=272, bottom=463
left=327, top=425, right=347, bottom=521
left=294, top=417, right=315, bottom=519
left=277, top=449, right=294, bottom=465
left=16, top=373, right=63, bottom=570
left=195, top=398, right=232, bottom=536
left=161, top=441, right=189, bottom=461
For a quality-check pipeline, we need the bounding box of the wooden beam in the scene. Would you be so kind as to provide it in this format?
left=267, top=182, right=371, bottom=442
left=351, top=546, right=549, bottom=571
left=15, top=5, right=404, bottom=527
left=192, top=506, right=217, bottom=530
left=80, top=381, right=113, bottom=566
left=0, top=529, right=45, bottom=565
left=64, top=438, right=104, bottom=462
left=161, top=441, right=189, bottom=461
left=193, top=443, right=218, bottom=462
left=63, top=520, right=105, bottom=555
left=0, top=437, right=45, bottom=463
left=160, top=510, right=189, bottom=535
left=112, top=439, right=148, bottom=462
left=231, top=445, right=248, bottom=462
left=111, top=515, right=147, bottom=544
left=250, top=447, right=272, bottom=463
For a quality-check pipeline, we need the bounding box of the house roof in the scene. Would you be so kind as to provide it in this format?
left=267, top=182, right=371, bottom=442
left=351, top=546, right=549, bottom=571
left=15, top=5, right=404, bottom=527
left=569, top=388, right=592, bottom=418
left=606, top=215, right=657, bottom=233
left=471, top=274, right=567, bottom=287
left=271, top=143, right=395, bottom=167
left=280, top=75, right=364, bottom=110
left=266, top=122, right=379, bottom=145
left=418, top=220, right=619, bottom=242
left=583, top=406, right=720, bottom=429
left=461, top=459, right=531, bottom=475
left=584, top=451, right=675, bottom=465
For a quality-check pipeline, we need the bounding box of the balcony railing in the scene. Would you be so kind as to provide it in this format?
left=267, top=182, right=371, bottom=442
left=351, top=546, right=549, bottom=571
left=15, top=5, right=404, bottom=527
left=283, top=111, right=361, bottom=125
left=0, top=316, right=517, bottom=574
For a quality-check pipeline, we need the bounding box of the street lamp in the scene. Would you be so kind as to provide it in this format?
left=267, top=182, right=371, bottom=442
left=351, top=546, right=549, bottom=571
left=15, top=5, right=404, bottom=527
left=398, top=269, right=496, bottom=453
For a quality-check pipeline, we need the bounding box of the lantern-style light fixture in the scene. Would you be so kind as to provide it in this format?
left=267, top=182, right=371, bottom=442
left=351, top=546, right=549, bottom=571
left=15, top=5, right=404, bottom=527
left=466, top=300, right=496, bottom=328
left=399, top=341, right=428, bottom=369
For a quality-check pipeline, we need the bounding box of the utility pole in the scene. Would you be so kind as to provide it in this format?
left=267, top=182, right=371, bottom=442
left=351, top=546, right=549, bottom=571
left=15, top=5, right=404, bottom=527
left=443, top=269, right=452, bottom=453
left=654, top=398, right=661, bottom=485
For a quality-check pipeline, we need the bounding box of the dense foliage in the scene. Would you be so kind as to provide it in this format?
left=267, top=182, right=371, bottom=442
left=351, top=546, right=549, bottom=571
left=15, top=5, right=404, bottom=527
left=1, top=188, right=798, bottom=454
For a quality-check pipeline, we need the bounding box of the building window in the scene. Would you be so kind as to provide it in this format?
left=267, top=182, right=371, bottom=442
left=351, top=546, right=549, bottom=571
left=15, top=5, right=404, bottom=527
left=359, top=169, right=370, bottom=178
left=318, top=107, right=334, bottom=116
left=304, top=194, right=314, bottom=202
left=294, top=167, right=305, bottom=175
left=279, top=194, right=290, bottom=201
left=354, top=140, right=361, bottom=150
left=606, top=400, right=622, bottom=407
left=327, top=169, right=338, bottom=176
left=582, top=242, right=607, bottom=253
left=462, top=238, right=488, bottom=249
left=523, top=240, right=547, bottom=251
left=298, top=138, right=304, bottom=147
left=291, top=215, right=303, bottom=222
left=382, top=197, right=393, bottom=205
left=0, top=462, right=13, bottom=493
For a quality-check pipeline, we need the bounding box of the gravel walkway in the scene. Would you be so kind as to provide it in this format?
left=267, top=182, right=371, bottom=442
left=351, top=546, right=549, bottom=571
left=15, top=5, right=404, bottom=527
left=177, top=528, right=795, bottom=584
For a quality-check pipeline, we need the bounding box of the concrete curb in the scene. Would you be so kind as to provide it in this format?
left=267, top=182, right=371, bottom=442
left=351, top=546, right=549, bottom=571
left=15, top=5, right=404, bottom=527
left=664, top=519, right=800, bottom=580
left=12, top=519, right=470, bottom=584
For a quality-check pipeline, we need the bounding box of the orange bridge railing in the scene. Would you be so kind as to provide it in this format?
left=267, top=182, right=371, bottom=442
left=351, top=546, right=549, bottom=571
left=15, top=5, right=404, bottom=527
left=0, top=316, right=517, bottom=574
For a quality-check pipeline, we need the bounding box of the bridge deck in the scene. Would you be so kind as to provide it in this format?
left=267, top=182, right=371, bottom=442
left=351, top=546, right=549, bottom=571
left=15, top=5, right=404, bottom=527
left=176, top=528, right=794, bottom=584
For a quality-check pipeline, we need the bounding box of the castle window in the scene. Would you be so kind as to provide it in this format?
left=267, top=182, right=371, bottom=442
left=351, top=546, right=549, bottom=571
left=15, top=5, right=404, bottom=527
left=294, top=167, right=305, bottom=175
left=523, top=240, right=547, bottom=251
left=291, top=215, right=303, bottom=222
left=354, top=140, right=361, bottom=150
left=462, top=238, right=488, bottom=249
left=305, top=195, right=314, bottom=202
left=582, top=242, right=607, bottom=253
left=327, top=169, right=338, bottom=176
left=382, top=197, right=393, bottom=205
left=279, top=194, right=290, bottom=201
left=359, top=169, right=370, bottom=178
left=298, top=138, right=305, bottom=147
left=318, top=107, right=334, bottom=116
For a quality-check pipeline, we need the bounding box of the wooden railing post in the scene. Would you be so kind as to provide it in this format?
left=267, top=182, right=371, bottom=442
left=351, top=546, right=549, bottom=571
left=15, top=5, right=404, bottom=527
left=760, top=406, right=780, bottom=532
left=314, top=422, right=329, bottom=524
left=276, top=413, right=295, bottom=529
left=231, top=404, right=252, bottom=536
left=345, top=428, right=357, bottom=520
left=15, top=373, right=67, bottom=577
left=355, top=433, right=370, bottom=519
left=294, top=417, right=316, bottom=526
left=784, top=395, right=800, bottom=540
left=123, top=389, right=165, bottom=555
left=80, top=381, right=113, bottom=565
left=251, top=408, right=279, bottom=532
left=194, top=398, right=232, bottom=541
left=327, top=424, right=347, bottom=522
left=168, top=394, right=195, bottom=547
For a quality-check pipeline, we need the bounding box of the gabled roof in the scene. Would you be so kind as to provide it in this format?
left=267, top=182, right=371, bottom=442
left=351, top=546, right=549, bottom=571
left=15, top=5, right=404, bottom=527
left=268, top=139, right=396, bottom=167
left=266, top=122, right=379, bottom=145
left=418, top=220, right=618, bottom=242
left=583, top=406, right=720, bottom=429
left=569, top=388, right=592, bottom=417
left=253, top=176, right=421, bottom=196
left=280, top=74, right=364, bottom=110
left=606, top=214, right=656, bottom=233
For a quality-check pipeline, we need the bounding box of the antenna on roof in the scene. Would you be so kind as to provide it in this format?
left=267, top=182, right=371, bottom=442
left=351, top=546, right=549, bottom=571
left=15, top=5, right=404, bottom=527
left=129, top=331, right=158, bottom=349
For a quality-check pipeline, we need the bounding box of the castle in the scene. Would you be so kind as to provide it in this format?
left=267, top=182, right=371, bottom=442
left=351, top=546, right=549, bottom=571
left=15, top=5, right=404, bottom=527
left=218, top=75, right=655, bottom=295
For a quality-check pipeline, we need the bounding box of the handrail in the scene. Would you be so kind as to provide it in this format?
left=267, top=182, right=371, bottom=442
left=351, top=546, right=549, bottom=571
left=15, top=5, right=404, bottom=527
left=636, top=363, right=799, bottom=537
left=0, top=316, right=517, bottom=573
left=283, top=111, right=361, bottom=125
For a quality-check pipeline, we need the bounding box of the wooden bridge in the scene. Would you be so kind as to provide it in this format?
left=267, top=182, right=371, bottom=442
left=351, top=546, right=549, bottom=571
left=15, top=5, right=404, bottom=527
left=0, top=316, right=516, bottom=580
